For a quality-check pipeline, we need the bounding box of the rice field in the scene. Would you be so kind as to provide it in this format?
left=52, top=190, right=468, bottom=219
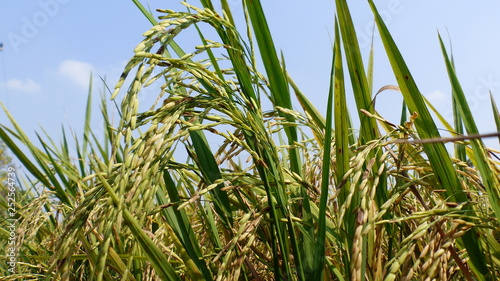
left=1, top=0, right=500, bottom=280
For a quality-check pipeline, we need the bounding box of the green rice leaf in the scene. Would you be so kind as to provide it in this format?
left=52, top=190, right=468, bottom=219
left=312, top=20, right=336, bottom=279
left=335, top=0, right=379, bottom=144
left=490, top=93, right=500, bottom=146
left=160, top=170, right=213, bottom=280
left=439, top=34, right=500, bottom=223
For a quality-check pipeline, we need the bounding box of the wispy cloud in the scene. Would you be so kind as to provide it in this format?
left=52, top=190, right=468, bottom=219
left=58, top=60, right=94, bottom=88
left=5, top=78, right=41, bottom=93
left=425, top=90, right=447, bottom=104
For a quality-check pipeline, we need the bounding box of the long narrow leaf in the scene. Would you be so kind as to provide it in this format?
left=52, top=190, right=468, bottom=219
left=439, top=34, right=500, bottom=222
left=490, top=93, right=500, bottom=146
left=312, top=22, right=336, bottom=279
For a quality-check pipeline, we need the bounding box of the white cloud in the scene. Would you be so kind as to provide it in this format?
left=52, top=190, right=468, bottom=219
left=6, top=78, right=41, bottom=93
left=58, top=60, right=94, bottom=88
left=425, top=90, right=447, bottom=104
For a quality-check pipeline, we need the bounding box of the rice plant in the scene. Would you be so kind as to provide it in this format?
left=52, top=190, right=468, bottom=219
left=1, top=0, right=500, bottom=280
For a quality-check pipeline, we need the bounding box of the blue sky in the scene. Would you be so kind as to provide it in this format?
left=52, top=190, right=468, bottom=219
left=1, top=0, right=500, bottom=153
